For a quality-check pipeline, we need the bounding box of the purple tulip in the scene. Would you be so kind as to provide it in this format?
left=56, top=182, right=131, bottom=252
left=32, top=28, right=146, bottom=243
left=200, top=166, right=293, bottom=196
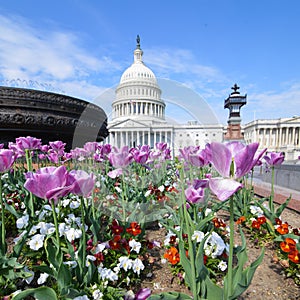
left=263, top=151, right=285, bottom=166
left=131, top=147, right=150, bottom=164
left=49, top=141, right=66, bottom=156
left=209, top=141, right=261, bottom=179
left=185, top=185, right=205, bottom=204
left=0, top=149, right=16, bottom=173
left=188, top=146, right=211, bottom=167
left=155, top=142, right=168, bottom=151
left=135, top=288, right=151, bottom=300
left=178, top=145, right=200, bottom=161
left=16, top=136, right=42, bottom=151
left=108, top=146, right=134, bottom=168
left=69, top=170, right=96, bottom=197
left=209, top=178, right=243, bottom=201
left=24, top=166, right=75, bottom=204
left=83, top=142, right=99, bottom=155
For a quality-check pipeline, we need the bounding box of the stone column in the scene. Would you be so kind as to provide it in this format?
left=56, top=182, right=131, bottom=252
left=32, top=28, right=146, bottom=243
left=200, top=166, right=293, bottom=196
left=292, top=127, right=296, bottom=145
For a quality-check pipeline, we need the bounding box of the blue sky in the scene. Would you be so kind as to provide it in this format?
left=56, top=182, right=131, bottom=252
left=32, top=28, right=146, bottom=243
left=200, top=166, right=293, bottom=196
left=0, top=0, right=300, bottom=125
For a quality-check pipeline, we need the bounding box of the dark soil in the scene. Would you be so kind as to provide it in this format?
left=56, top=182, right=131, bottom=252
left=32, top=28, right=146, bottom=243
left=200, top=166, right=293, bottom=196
left=143, top=208, right=300, bottom=300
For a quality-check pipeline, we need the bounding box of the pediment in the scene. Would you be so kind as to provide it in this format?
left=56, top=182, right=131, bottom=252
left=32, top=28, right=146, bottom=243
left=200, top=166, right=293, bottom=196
left=108, top=118, right=150, bottom=129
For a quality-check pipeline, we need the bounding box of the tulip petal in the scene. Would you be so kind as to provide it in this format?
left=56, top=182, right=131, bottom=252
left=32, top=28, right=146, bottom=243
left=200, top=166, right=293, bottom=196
left=210, top=142, right=232, bottom=177
left=234, top=143, right=259, bottom=178
left=209, top=178, right=242, bottom=201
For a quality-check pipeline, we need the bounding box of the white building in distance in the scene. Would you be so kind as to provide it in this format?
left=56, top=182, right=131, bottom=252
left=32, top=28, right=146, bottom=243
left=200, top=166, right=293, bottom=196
left=107, top=36, right=223, bottom=155
left=243, top=117, right=300, bottom=161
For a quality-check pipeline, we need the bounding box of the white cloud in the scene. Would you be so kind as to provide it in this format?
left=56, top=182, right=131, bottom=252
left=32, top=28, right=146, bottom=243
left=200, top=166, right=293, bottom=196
left=0, top=14, right=121, bottom=82
left=244, top=83, right=300, bottom=123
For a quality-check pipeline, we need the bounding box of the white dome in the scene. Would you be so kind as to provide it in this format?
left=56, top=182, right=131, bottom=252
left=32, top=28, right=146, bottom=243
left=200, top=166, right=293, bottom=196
left=120, top=62, right=157, bottom=84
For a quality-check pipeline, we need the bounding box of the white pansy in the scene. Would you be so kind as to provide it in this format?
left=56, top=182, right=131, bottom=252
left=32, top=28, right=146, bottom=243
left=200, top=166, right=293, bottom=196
left=65, top=228, right=82, bottom=242
left=129, top=239, right=141, bottom=253
left=63, top=260, right=77, bottom=268
left=250, top=205, right=263, bottom=217
left=144, top=190, right=151, bottom=197
left=192, top=231, right=204, bottom=243
left=29, top=225, right=39, bottom=236
left=61, top=199, right=70, bottom=207
left=92, top=289, right=103, bottom=300
left=98, top=267, right=118, bottom=281
left=70, top=200, right=80, bottom=209
left=124, top=290, right=135, bottom=300
left=59, top=222, right=68, bottom=237
left=158, top=185, right=165, bottom=192
left=37, top=272, right=49, bottom=284
left=132, top=258, right=144, bottom=276
left=14, top=230, right=27, bottom=244
left=118, top=256, right=133, bottom=272
left=204, top=232, right=226, bottom=258
left=28, top=234, right=45, bottom=251
left=86, top=255, right=96, bottom=267
left=204, top=208, right=213, bottom=216
left=73, top=296, right=89, bottom=300
left=94, top=243, right=106, bottom=253
left=38, top=222, right=55, bottom=235
left=218, top=260, right=227, bottom=271
left=24, top=267, right=34, bottom=284
left=16, top=214, right=29, bottom=229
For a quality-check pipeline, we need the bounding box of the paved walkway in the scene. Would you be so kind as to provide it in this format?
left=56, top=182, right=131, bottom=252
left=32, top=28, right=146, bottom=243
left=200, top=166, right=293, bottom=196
left=252, top=177, right=300, bottom=213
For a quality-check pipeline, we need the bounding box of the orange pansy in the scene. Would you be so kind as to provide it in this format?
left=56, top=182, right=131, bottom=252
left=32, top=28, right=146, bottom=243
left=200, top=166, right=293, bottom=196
left=288, top=250, right=300, bottom=264
left=164, top=246, right=180, bottom=265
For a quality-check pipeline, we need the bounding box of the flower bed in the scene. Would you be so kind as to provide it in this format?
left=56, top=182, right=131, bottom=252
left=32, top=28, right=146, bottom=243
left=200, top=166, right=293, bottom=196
left=0, top=137, right=299, bottom=299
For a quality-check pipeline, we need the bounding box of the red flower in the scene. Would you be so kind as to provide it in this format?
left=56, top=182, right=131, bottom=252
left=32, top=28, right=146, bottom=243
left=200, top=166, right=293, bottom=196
left=251, top=220, right=261, bottom=230
left=93, top=252, right=104, bottom=265
left=109, top=235, right=122, bottom=250
left=257, top=216, right=266, bottom=225
left=164, top=247, right=180, bottom=265
left=288, top=250, right=300, bottom=264
left=111, top=219, right=124, bottom=235
left=280, top=238, right=296, bottom=253
left=126, top=222, right=142, bottom=236
left=212, top=217, right=226, bottom=228
left=275, top=218, right=282, bottom=225
left=236, top=216, right=246, bottom=225
left=276, top=223, right=289, bottom=235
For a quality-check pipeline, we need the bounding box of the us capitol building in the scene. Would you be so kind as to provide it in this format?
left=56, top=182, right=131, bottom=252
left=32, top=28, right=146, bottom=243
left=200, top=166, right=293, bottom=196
left=106, top=36, right=224, bottom=155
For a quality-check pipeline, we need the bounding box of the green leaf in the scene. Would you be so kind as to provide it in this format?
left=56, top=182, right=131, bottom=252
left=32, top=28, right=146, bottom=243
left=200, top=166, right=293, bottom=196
left=275, top=196, right=291, bottom=217
left=148, top=291, right=192, bottom=299
left=57, top=261, right=72, bottom=293
left=12, top=286, right=58, bottom=300
left=225, top=228, right=265, bottom=299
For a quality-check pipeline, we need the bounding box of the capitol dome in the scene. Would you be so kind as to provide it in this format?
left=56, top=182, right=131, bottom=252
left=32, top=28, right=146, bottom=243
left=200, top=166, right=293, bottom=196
left=112, top=36, right=165, bottom=121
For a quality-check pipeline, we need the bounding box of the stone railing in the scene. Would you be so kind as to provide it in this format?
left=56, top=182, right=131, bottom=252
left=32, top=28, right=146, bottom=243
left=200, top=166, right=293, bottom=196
left=262, top=164, right=300, bottom=192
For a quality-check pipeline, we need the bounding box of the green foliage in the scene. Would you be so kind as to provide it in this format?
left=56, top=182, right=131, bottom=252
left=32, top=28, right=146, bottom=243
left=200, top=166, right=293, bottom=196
left=0, top=255, right=32, bottom=295
left=12, top=286, right=58, bottom=300
left=148, top=291, right=192, bottom=299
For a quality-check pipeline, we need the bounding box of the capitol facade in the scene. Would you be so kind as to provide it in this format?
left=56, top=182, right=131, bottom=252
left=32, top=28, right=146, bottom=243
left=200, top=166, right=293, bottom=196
left=106, top=37, right=223, bottom=155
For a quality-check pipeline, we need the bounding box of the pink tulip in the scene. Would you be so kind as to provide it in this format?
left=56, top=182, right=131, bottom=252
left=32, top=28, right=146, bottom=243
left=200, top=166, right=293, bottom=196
left=16, top=136, right=42, bottom=151
left=24, top=166, right=75, bottom=204
left=69, top=170, right=96, bottom=197
left=209, top=141, right=264, bottom=179
left=263, top=151, right=285, bottom=166
left=0, top=149, right=16, bottom=173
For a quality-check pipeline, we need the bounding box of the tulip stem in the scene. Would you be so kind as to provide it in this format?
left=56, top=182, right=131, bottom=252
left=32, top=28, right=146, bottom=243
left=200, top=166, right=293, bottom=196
left=269, top=166, right=275, bottom=213
left=0, top=178, right=6, bottom=254
left=80, top=196, right=87, bottom=279
left=51, top=200, right=60, bottom=248
left=25, top=149, right=35, bottom=218
left=226, top=195, right=235, bottom=299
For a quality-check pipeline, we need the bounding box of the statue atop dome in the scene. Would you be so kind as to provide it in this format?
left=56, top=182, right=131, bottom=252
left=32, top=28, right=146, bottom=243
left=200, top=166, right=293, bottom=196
left=136, top=35, right=141, bottom=49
